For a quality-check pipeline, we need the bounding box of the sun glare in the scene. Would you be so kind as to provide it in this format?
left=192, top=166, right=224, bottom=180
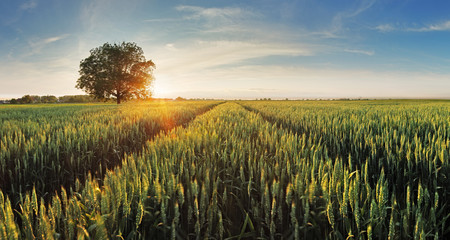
left=152, top=81, right=173, bottom=98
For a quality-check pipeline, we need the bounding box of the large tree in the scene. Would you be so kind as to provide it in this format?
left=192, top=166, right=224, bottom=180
left=76, top=42, right=155, bottom=104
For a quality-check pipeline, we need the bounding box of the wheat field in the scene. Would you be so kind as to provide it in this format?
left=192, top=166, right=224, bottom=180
left=1, top=100, right=449, bottom=239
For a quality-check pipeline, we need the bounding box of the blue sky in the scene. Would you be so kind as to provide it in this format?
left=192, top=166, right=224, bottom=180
left=1, top=0, right=450, bottom=99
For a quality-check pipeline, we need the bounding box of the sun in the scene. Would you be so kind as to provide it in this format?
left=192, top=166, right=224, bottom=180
left=152, top=78, right=174, bottom=98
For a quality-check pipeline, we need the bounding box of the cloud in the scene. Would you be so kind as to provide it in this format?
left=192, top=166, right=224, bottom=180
left=176, top=5, right=255, bottom=20
left=20, top=0, right=38, bottom=11
left=375, top=24, right=395, bottom=32
left=173, top=5, right=262, bottom=36
left=344, top=49, right=374, bottom=56
left=408, top=20, right=450, bottom=32
left=29, top=34, right=69, bottom=46
left=346, top=0, right=376, bottom=18
left=375, top=20, right=450, bottom=33
left=165, top=43, right=176, bottom=51
left=331, top=0, right=376, bottom=34
left=27, top=34, right=70, bottom=55
left=144, top=18, right=179, bottom=23
left=43, top=35, right=69, bottom=44
left=79, top=0, right=140, bottom=32
left=152, top=40, right=314, bottom=75
left=248, top=88, right=277, bottom=91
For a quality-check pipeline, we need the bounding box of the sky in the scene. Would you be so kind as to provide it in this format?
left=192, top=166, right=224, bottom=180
left=1, top=0, right=450, bottom=99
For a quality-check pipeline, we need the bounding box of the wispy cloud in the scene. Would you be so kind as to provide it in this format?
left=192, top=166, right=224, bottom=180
left=248, top=88, right=280, bottom=93
left=144, top=18, right=179, bottom=23
left=331, top=0, right=376, bottom=34
left=375, top=24, right=395, bottom=32
left=344, top=48, right=375, bottom=56
left=153, top=40, right=314, bottom=75
left=27, top=34, right=70, bottom=55
left=408, top=20, right=450, bottom=32
left=164, top=43, right=176, bottom=51
left=176, top=5, right=256, bottom=20
left=20, top=0, right=38, bottom=11
left=80, top=0, right=140, bottom=32
left=43, top=35, right=68, bottom=44
left=375, top=20, right=450, bottom=33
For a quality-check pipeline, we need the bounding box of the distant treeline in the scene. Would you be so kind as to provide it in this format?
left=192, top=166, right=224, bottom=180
left=1, top=95, right=235, bottom=104
left=6, top=95, right=104, bottom=104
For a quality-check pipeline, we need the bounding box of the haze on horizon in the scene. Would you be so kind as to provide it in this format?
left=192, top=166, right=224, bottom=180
left=1, top=0, right=450, bottom=100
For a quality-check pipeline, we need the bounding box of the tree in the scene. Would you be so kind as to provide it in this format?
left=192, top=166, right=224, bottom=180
left=58, top=95, right=99, bottom=103
left=19, top=95, right=33, bottom=104
left=41, top=95, right=58, bottom=103
left=76, top=42, right=155, bottom=104
left=29, top=95, right=41, bottom=103
left=175, top=96, right=186, bottom=101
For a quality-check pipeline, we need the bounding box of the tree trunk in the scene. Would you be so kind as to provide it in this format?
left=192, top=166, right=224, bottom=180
left=117, top=96, right=121, bottom=104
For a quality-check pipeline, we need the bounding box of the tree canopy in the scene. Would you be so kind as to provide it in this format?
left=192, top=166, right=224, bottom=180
left=76, top=42, right=155, bottom=104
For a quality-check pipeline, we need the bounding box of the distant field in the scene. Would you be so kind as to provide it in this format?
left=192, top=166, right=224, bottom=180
left=1, top=100, right=449, bottom=239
